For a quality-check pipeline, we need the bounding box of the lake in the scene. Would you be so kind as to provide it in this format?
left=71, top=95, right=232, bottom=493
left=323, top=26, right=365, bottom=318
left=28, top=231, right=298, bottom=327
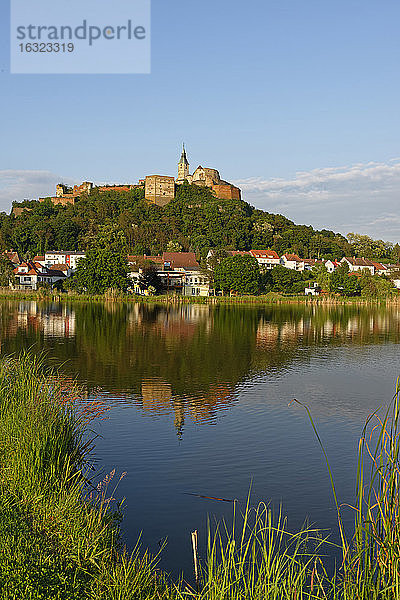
left=1, top=300, right=400, bottom=577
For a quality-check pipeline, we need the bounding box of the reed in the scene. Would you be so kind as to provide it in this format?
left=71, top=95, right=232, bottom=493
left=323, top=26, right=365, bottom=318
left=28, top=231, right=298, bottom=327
left=0, top=352, right=173, bottom=599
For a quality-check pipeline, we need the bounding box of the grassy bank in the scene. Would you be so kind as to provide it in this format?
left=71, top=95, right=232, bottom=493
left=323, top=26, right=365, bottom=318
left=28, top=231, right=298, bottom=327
left=1, top=287, right=400, bottom=306
left=2, top=353, right=400, bottom=598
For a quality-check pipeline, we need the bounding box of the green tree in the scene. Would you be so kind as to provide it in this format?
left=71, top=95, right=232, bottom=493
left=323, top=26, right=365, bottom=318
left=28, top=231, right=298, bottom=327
left=0, top=255, right=15, bottom=287
left=359, top=273, right=395, bottom=297
left=214, top=256, right=261, bottom=294
left=73, top=226, right=129, bottom=294
left=311, top=263, right=330, bottom=291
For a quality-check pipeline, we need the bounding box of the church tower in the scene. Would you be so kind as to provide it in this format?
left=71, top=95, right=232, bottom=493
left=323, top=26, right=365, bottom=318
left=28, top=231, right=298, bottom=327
left=177, top=143, right=190, bottom=182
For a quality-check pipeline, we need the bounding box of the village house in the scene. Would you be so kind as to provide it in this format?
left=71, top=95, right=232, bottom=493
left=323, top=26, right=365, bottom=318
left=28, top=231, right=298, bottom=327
left=44, top=251, right=86, bottom=271
left=249, top=249, right=280, bottom=269
left=371, top=261, right=388, bottom=275
left=280, top=253, right=303, bottom=271
left=305, top=282, right=321, bottom=296
left=3, top=250, right=22, bottom=267
left=128, top=252, right=211, bottom=296
left=13, top=261, right=67, bottom=290
left=324, top=259, right=340, bottom=273
left=341, top=257, right=376, bottom=275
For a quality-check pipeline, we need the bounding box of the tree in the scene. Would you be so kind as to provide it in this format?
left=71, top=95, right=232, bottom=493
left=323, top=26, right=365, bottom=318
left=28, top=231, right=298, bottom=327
left=73, top=226, right=129, bottom=294
left=0, top=255, right=15, bottom=287
left=270, top=265, right=304, bottom=293
left=391, top=244, right=400, bottom=263
left=311, top=263, right=330, bottom=291
left=214, top=256, right=261, bottom=294
left=166, top=241, right=183, bottom=252
left=137, top=261, right=162, bottom=294
left=359, top=273, right=395, bottom=297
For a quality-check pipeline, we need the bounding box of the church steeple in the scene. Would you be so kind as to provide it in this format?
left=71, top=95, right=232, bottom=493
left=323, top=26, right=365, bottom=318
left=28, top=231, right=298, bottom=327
left=177, top=143, right=190, bottom=181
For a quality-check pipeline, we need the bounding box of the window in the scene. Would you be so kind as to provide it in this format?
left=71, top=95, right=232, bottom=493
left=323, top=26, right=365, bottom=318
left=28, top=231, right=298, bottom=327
left=192, top=288, right=196, bottom=295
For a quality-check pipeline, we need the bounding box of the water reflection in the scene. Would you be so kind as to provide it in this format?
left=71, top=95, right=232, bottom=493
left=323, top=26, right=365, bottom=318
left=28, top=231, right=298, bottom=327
left=2, top=300, right=400, bottom=575
left=1, top=301, right=400, bottom=434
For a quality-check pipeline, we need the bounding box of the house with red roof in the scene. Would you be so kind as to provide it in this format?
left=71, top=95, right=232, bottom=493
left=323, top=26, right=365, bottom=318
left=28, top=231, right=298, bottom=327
left=3, top=250, right=21, bottom=267
left=13, top=261, right=67, bottom=290
left=249, top=249, right=280, bottom=270
left=324, top=259, right=340, bottom=273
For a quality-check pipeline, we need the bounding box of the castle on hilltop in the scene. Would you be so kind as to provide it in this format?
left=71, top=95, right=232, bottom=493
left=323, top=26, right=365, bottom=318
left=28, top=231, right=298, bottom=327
left=24, top=146, right=241, bottom=212
left=145, top=145, right=241, bottom=206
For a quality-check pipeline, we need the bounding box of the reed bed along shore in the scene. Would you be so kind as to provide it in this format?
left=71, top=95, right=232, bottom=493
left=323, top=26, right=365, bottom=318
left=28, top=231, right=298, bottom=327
left=2, top=352, right=400, bottom=598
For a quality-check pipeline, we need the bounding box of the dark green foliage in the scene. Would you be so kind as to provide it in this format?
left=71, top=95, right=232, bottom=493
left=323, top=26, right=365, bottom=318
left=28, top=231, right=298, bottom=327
left=137, top=261, right=162, bottom=293
left=4, top=184, right=365, bottom=260
left=214, top=255, right=261, bottom=294
left=72, top=226, right=129, bottom=294
left=269, top=265, right=307, bottom=293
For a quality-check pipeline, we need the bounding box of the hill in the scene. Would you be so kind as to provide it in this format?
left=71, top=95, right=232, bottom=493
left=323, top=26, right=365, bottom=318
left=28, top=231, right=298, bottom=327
left=3, top=183, right=396, bottom=261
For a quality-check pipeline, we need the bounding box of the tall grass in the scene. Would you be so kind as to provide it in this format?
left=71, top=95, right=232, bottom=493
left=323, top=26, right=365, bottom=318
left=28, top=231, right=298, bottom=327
left=0, top=352, right=172, bottom=599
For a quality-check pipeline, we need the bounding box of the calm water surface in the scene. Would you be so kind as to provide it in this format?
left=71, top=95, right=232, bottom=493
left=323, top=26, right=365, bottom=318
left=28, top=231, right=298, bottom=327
left=1, top=300, right=400, bottom=576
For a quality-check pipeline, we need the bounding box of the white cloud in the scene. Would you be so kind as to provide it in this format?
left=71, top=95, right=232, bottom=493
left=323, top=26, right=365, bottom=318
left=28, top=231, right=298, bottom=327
left=234, top=159, right=400, bottom=242
left=0, top=170, right=77, bottom=213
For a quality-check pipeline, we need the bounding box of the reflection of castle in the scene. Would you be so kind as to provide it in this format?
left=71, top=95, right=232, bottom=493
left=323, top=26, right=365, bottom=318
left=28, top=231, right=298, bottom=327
left=140, top=377, right=235, bottom=437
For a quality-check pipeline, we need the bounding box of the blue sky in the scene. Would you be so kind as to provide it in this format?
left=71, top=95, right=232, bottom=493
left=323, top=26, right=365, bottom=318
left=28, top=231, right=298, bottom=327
left=1, top=0, right=400, bottom=240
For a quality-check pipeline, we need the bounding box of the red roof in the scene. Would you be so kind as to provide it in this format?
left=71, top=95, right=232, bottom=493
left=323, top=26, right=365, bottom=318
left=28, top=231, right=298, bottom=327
left=250, top=249, right=279, bottom=260
left=127, top=255, right=163, bottom=265
left=371, top=262, right=387, bottom=271
left=3, top=251, right=21, bottom=264
left=162, top=252, right=200, bottom=269
left=282, top=253, right=301, bottom=262
left=49, top=263, right=69, bottom=272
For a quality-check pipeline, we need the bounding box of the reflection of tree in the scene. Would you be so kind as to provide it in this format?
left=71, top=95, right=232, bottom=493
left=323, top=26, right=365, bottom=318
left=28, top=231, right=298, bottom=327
left=2, top=301, right=400, bottom=433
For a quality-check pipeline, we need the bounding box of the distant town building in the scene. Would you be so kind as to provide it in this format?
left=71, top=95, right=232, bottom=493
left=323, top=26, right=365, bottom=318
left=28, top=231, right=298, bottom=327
left=128, top=252, right=211, bottom=296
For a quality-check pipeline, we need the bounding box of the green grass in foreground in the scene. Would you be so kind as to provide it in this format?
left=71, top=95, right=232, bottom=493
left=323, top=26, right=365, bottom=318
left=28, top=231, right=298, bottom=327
left=2, top=353, right=400, bottom=598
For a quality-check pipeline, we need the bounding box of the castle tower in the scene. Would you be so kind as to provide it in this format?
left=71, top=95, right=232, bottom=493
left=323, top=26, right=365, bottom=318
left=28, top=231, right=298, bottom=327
left=177, top=143, right=190, bottom=182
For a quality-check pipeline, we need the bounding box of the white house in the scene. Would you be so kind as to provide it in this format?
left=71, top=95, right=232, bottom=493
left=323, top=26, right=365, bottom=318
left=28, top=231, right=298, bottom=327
left=44, top=251, right=86, bottom=271
left=13, top=261, right=67, bottom=290
left=305, top=282, right=321, bottom=296
left=324, top=260, right=340, bottom=273
left=280, top=253, right=304, bottom=271
left=341, top=257, right=375, bottom=275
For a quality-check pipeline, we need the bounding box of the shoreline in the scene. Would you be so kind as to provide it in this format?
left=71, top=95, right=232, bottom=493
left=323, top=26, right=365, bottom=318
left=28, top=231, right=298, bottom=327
left=0, top=289, right=399, bottom=306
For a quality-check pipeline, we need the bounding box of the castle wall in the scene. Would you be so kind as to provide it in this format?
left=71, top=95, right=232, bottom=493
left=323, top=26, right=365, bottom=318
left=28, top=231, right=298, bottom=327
left=212, top=183, right=241, bottom=200
left=145, top=175, right=175, bottom=207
